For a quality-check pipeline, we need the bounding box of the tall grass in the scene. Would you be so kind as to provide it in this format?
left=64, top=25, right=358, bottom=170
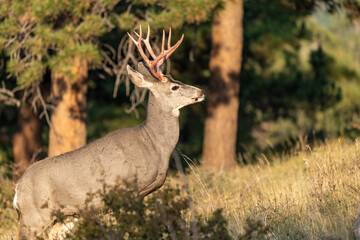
left=0, top=150, right=17, bottom=239
left=1, top=139, right=360, bottom=239
left=173, top=139, right=360, bottom=239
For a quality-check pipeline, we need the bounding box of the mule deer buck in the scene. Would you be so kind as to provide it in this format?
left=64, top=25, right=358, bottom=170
left=14, top=26, right=205, bottom=239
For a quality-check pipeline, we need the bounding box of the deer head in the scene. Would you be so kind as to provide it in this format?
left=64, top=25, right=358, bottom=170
left=127, top=26, right=205, bottom=116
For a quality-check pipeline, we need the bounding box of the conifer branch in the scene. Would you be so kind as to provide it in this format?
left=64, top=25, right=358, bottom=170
left=0, top=82, right=21, bottom=107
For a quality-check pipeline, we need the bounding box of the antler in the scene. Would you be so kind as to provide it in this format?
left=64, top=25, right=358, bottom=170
left=128, top=25, right=184, bottom=83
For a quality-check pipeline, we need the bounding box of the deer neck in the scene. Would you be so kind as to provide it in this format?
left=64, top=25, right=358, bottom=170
left=142, top=92, right=180, bottom=153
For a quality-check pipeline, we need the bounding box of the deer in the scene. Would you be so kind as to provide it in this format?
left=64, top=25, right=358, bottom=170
left=13, top=25, right=205, bottom=239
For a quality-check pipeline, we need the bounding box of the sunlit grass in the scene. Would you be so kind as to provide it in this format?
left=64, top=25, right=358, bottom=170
left=2, top=139, right=360, bottom=239
left=168, top=139, right=360, bottom=239
left=0, top=150, right=17, bottom=240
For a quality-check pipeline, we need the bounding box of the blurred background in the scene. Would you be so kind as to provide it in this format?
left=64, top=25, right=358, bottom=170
left=0, top=0, right=360, bottom=181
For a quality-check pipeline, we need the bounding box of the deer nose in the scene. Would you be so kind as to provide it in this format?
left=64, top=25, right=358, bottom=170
left=200, top=89, right=206, bottom=98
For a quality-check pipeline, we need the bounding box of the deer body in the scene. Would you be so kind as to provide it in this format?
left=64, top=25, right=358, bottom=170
left=15, top=67, right=204, bottom=239
left=15, top=91, right=183, bottom=238
left=15, top=26, right=205, bottom=239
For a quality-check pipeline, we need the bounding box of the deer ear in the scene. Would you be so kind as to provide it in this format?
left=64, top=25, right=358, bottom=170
left=137, top=62, right=155, bottom=80
left=127, top=65, right=153, bottom=88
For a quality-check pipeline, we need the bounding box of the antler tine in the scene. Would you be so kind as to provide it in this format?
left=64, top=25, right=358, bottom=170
left=129, top=26, right=184, bottom=83
left=134, top=25, right=157, bottom=59
left=128, top=26, right=152, bottom=69
left=161, top=30, right=165, bottom=55
left=168, top=28, right=171, bottom=49
left=166, top=34, right=184, bottom=59
left=144, top=25, right=157, bottom=59
left=148, top=30, right=167, bottom=73
left=127, top=32, right=137, bottom=45
left=136, top=26, right=148, bottom=62
left=146, top=24, right=151, bottom=41
left=153, top=30, right=166, bottom=72
left=150, top=30, right=166, bottom=71
left=157, top=33, right=184, bottom=68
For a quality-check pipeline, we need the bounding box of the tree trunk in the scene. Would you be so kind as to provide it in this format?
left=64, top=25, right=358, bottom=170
left=202, top=0, right=243, bottom=171
left=48, top=57, right=88, bottom=157
left=12, top=103, right=42, bottom=182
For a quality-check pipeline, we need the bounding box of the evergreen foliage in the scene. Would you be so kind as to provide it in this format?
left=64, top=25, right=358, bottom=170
left=0, top=0, right=360, bottom=166
left=231, top=0, right=360, bottom=161
left=0, top=0, right=220, bottom=87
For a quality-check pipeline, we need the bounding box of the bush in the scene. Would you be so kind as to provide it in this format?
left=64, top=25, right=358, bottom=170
left=48, top=183, right=231, bottom=240
left=45, top=182, right=270, bottom=240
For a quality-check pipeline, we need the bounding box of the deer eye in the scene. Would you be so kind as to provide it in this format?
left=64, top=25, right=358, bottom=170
left=171, top=86, right=179, bottom=91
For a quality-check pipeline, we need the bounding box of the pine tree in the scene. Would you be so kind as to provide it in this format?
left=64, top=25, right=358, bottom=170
left=0, top=0, right=220, bottom=171
left=202, top=0, right=243, bottom=170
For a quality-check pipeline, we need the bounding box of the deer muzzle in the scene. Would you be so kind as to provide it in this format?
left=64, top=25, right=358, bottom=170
left=192, top=89, right=206, bottom=102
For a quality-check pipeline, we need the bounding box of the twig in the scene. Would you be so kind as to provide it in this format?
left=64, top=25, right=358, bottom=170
left=34, top=85, right=53, bottom=129
left=125, top=89, right=147, bottom=118
left=0, top=86, right=21, bottom=107
left=179, top=152, right=212, bottom=203
left=100, top=26, right=167, bottom=114
left=29, top=148, right=42, bottom=165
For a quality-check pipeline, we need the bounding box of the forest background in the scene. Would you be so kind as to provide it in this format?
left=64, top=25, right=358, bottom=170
left=1, top=0, right=360, bottom=238
left=2, top=0, right=360, bottom=177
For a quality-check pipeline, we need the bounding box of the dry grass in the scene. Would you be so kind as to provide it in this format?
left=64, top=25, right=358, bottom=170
left=2, top=139, right=360, bottom=239
left=168, top=139, right=360, bottom=239
left=0, top=175, right=17, bottom=239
